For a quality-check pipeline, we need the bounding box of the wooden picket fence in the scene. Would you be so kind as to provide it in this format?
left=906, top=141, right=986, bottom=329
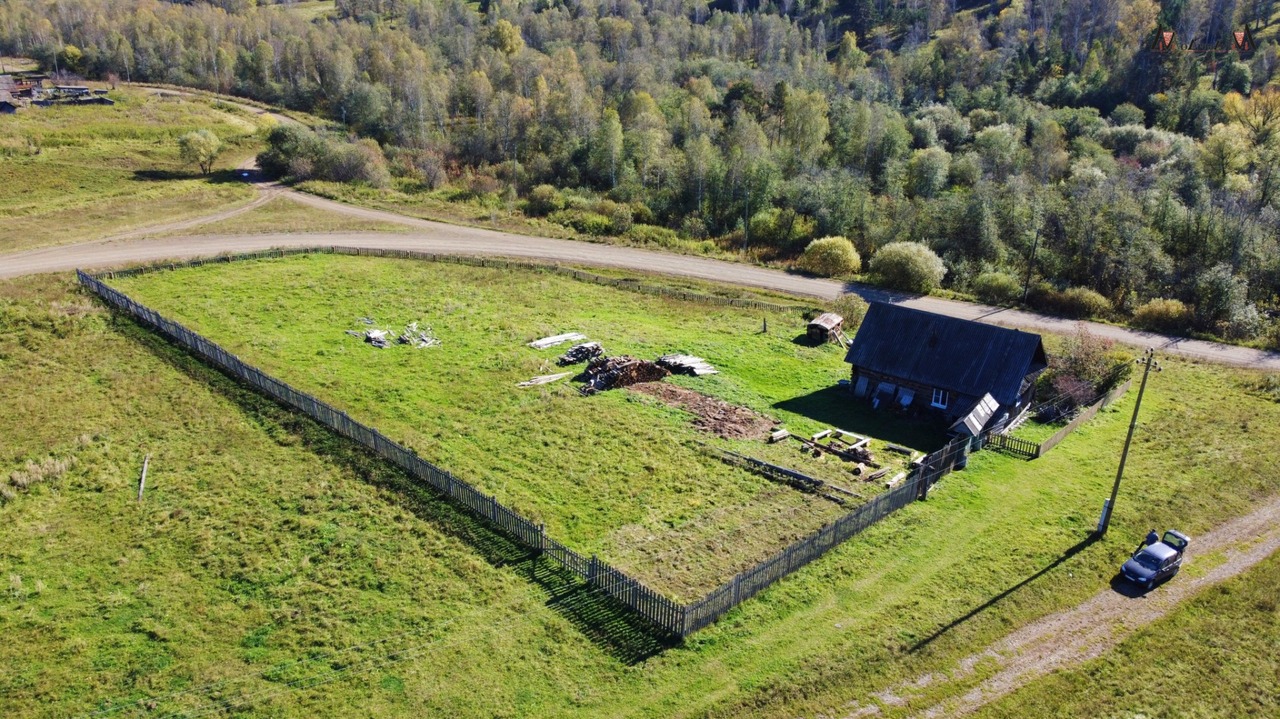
left=79, top=251, right=990, bottom=639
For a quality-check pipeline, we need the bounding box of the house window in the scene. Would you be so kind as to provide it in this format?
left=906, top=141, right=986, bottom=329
left=931, top=389, right=950, bottom=409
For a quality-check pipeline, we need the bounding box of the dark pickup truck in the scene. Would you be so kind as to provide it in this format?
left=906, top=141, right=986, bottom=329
left=1121, top=529, right=1190, bottom=590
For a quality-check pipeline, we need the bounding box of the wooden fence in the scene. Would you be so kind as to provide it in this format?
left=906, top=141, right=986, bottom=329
left=984, top=378, right=1133, bottom=459
left=985, top=433, right=1041, bottom=459
left=79, top=253, right=989, bottom=639
left=1037, top=379, right=1132, bottom=456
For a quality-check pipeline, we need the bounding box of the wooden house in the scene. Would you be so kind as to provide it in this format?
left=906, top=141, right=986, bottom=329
left=844, top=303, right=1047, bottom=431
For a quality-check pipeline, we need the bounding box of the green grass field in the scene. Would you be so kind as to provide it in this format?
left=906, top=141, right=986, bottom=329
left=972, top=548, right=1280, bottom=719
left=0, top=88, right=263, bottom=252
left=110, top=254, right=936, bottom=598
left=4, top=263, right=1279, bottom=718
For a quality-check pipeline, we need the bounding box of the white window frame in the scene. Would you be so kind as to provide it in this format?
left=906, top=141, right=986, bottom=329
left=931, top=388, right=950, bottom=409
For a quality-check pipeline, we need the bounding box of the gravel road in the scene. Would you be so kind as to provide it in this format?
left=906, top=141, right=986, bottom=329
left=2, top=190, right=1278, bottom=371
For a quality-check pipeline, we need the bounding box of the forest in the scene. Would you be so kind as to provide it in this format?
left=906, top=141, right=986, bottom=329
left=3, top=0, right=1279, bottom=345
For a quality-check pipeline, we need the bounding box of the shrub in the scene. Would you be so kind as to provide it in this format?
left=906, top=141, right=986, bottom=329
left=602, top=201, right=633, bottom=234
left=547, top=209, right=613, bottom=236
left=257, top=125, right=389, bottom=187
left=680, top=215, right=709, bottom=240
left=830, top=293, right=869, bottom=330
left=411, top=149, right=448, bottom=189
left=1266, top=321, right=1280, bottom=352
left=797, top=236, right=862, bottom=277
left=524, top=184, right=562, bottom=216
left=971, top=271, right=1022, bottom=305
left=629, top=202, right=655, bottom=225
left=1049, top=324, right=1124, bottom=405
left=1132, top=298, right=1193, bottom=334
left=321, top=139, right=390, bottom=187
left=870, top=242, right=947, bottom=293
left=1057, top=287, right=1113, bottom=319
left=625, top=224, right=681, bottom=248
left=747, top=207, right=816, bottom=252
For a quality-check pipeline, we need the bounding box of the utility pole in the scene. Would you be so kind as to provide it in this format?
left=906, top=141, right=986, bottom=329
left=1097, top=349, right=1161, bottom=536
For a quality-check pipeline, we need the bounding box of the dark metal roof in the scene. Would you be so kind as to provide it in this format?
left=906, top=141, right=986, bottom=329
left=844, top=303, right=1048, bottom=406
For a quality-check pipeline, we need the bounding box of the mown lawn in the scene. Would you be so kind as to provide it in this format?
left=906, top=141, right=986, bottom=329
left=111, top=254, right=936, bottom=597
left=0, top=88, right=261, bottom=252
left=3, top=266, right=1279, bottom=719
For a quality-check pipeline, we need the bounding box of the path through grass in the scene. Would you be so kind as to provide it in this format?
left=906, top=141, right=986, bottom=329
left=0, top=88, right=262, bottom=252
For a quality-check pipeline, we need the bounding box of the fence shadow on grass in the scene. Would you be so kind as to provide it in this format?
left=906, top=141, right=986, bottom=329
left=907, top=533, right=1099, bottom=654
left=113, top=313, right=677, bottom=665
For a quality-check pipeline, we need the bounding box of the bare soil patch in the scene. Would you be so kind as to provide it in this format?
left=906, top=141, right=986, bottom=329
left=628, top=381, right=776, bottom=439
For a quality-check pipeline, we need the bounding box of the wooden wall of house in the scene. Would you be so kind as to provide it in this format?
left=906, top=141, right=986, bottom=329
left=849, top=366, right=977, bottom=418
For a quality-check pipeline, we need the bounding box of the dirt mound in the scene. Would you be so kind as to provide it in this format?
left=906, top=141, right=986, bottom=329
left=629, top=382, right=775, bottom=439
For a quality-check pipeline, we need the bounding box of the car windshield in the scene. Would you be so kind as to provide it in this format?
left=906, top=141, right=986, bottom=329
left=1134, top=552, right=1161, bottom=570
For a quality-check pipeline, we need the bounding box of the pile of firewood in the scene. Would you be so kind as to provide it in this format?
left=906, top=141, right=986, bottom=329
left=579, top=355, right=669, bottom=394
left=557, top=342, right=603, bottom=366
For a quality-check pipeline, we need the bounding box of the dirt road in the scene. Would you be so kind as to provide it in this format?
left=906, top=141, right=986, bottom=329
left=837, top=493, right=1280, bottom=718
left=2, top=201, right=1278, bottom=370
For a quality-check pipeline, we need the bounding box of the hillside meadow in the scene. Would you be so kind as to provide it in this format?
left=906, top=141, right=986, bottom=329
left=1, top=263, right=1278, bottom=717
left=0, top=88, right=261, bottom=252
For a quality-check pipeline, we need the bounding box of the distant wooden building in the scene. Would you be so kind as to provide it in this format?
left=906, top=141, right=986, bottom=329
left=844, top=303, right=1047, bottom=431
left=807, top=312, right=844, bottom=343
left=0, top=100, right=16, bottom=114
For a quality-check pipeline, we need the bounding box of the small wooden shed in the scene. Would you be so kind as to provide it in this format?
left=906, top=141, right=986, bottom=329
left=807, top=312, right=844, bottom=343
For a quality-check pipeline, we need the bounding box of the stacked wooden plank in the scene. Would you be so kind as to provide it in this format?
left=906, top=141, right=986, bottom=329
left=528, top=332, right=587, bottom=349
left=656, top=354, right=718, bottom=376
left=517, top=372, right=573, bottom=387
left=557, top=342, right=603, bottom=366
left=579, top=355, right=669, bottom=394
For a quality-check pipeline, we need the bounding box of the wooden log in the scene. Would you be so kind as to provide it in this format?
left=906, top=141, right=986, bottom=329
left=865, top=467, right=890, bottom=482
left=137, top=453, right=151, bottom=502
left=812, top=429, right=833, bottom=441
left=825, top=482, right=860, bottom=498
left=885, top=472, right=906, bottom=489
left=885, top=443, right=914, bottom=455
left=769, top=429, right=790, bottom=443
